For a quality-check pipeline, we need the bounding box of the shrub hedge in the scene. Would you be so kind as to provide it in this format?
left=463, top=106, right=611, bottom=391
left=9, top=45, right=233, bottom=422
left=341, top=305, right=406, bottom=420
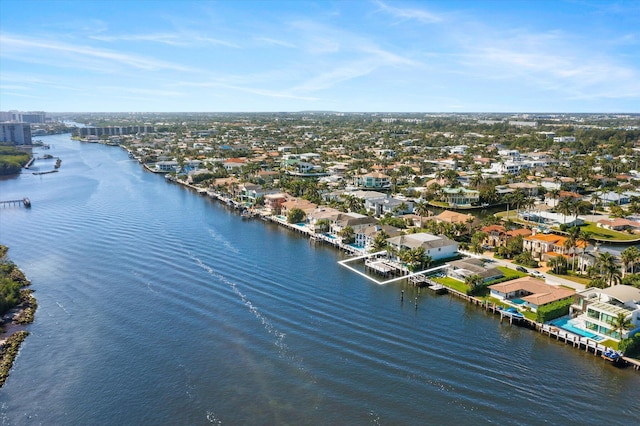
left=536, top=298, right=573, bottom=323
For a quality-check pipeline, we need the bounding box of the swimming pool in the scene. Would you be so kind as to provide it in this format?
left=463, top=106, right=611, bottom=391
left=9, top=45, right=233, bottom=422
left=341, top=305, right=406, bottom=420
left=511, top=298, right=526, bottom=305
left=550, top=317, right=604, bottom=341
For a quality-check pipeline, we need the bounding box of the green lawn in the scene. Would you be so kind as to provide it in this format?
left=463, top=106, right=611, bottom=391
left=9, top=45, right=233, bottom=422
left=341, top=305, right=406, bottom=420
left=433, top=276, right=468, bottom=294
left=433, top=267, right=526, bottom=295
left=577, top=223, right=640, bottom=241
left=497, top=266, right=528, bottom=280
left=432, top=266, right=528, bottom=297
left=547, top=271, right=591, bottom=285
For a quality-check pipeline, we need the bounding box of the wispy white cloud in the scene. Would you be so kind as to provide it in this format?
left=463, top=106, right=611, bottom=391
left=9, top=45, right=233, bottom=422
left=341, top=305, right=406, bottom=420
left=96, top=86, right=184, bottom=97
left=0, top=91, right=48, bottom=100
left=0, top=84, right=30, bottom=91
left=89, top=33, right=187, bottom=46
left=374, top=0, right=443, bottom=24
left=285, top=19, right=423, bottom=92
left=254, top=37, right=297, bottom=48
left=460, top=37, right=640, bottom=99
left=177, top=80, right=319, bottom=101
left=0, top=72, right=87, bottom=92
left=0, top=34, right=197, bottom=72
left=90, top=32, right=240, bottom=48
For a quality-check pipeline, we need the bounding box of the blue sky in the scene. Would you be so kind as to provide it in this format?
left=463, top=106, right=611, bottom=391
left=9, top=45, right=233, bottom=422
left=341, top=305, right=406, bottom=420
left=1, top=0, right=639, bottom=112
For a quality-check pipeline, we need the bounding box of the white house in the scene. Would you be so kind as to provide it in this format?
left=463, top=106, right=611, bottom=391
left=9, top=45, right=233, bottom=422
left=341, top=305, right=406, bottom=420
left=385, top=233, right=458, bottom=262
left=154, top=160, right=180, bottom=173
left=570, top=285, right=640, bottom=340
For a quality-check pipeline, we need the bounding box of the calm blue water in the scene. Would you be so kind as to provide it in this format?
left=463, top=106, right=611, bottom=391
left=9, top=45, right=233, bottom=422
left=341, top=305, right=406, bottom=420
left=1, top=134, right=639, bottom=425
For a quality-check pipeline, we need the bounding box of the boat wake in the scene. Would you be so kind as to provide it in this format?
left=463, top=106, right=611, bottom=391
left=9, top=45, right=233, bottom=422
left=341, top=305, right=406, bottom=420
left=190, top=253, right=288, bottom=356
left=206, top=227, right=240, bottom=255
left=188, top=251, right=319, bottom=390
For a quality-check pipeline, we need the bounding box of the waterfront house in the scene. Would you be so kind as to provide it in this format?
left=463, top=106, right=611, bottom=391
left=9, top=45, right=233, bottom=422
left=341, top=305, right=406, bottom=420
left=306, top=207, right=343, bottom=232
left=570, top=285, right=640, bottom=340
left=489, top=277, right=575, bottom=312
left=280, top=198, right=317, bottom=219
left=154, top=160, right=180, bottom=173
left=385, top=233, right=458, bottom=262
left=264, top=193, right=287, bottom=214
left=183, top=159, right=203, bottom=172
left=239, top=183, right=280, bottom=205
left=330, top=213, right=378, bottom=236
left=355, top=224, right=403, bottom=252
left=441, top=187, right=480, bottom=207
left=447, top=258, right=504, bottom=282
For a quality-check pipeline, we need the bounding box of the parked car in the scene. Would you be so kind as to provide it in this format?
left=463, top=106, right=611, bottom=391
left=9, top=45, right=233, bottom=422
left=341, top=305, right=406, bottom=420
left=515, top=266, right=528, bottom=273
left=530, top=270, right=544, bottom=278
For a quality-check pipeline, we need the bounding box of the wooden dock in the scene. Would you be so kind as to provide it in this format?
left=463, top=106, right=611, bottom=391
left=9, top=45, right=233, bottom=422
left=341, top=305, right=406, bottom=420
left=0, top=198, right=31, bottom=208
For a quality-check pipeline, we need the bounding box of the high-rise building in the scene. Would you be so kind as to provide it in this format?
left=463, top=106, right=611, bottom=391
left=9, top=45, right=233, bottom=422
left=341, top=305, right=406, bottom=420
left=0, top=122, right=32, bottom=145
left=0, top=110, right=46, bottom=123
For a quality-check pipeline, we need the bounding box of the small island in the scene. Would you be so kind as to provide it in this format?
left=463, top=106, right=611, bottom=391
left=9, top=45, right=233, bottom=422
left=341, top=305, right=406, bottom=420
left=0, top=245, right=37, bottom=387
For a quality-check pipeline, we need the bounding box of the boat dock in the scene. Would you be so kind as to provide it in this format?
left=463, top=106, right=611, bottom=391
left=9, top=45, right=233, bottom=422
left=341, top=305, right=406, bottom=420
left=0, top=198, right=31, bottom=208
left=408, top=274, right=448, bottom=294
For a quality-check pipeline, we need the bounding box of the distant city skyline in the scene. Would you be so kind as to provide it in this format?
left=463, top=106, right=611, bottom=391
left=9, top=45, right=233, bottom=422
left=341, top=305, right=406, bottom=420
left=1, top=0, right=639, bottom=113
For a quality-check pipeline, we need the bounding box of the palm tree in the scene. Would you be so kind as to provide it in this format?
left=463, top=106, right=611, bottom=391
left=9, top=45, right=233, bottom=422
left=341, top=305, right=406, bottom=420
left=548, top=188, right=561, bottom=206
left=511, top=189, right=526, bottom=220
left=343, top=194, right=364, bottom=213
left=591, top=192, right=602, bottom=214
left=548, top=255, right=568, bottom=274
left=466, top=216, right=476, bottom=235
left=407, top=247, right=426, bottom=271
left=610, top=312, right=632, bottom=340
left=620, top=246, right=640, bottom=278
left=575, top=230, right=592, bottom=274
left=572, top=200, right=591, bottom=224
left=394, top=201, right=409, bottom=216
left=465, top=274, right=484, bottom=294
left=565, top=226, right=582, bottom=271
left=557, top=198, right=574, bottom=225
left=596, top=252, right=621, bottom=287
left=339, top=226, right=355, bottom=244
left=414, top=201, right=431, bottom=228
left=469, top=171, right=483, bottom=189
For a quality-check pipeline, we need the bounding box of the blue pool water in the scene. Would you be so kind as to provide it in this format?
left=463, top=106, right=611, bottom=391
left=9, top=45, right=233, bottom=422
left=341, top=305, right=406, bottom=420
left=511, top=298, right=526, bottom=305
left=550, top=317, right=603, bottom=341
